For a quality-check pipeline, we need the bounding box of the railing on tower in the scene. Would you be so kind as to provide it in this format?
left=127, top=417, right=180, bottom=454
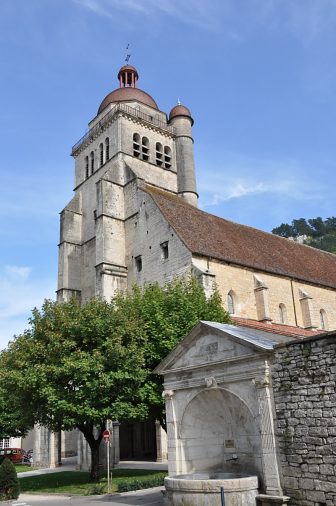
left=71, top=103, right=176, bottom=155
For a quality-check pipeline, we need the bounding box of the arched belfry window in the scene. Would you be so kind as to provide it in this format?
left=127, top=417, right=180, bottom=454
left=133, top=133, right=140, bottom=157
left=90, top=151, right=94, bottom=175
left=99, top=143, right=104, bottom=168
left=156, top=142, right=163, bottom=166
left=105, top=137, right=110, bottom=162
left=141, top=136, right=149, bottom=161
left=279, top=303, right=287, bottom=324
left=85, top=156, right=89, bottom=179
left=164, top=146, right=171, bottom=169
left=320, top=309, right=328, bottom=330
left=227, top=291, right=235, bottom=315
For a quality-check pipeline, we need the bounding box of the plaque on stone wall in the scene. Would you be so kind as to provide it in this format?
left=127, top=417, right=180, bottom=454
left=225, top=440, right=235, bottom=448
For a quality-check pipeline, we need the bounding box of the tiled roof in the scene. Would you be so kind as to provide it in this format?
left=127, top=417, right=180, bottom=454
left=145, top=186, right=336, bottom=290
left=231, top=316, right=323, bottom=339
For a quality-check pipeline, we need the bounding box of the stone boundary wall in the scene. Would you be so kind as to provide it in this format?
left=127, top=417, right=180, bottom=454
left=272, top=334, right=336, bottom=506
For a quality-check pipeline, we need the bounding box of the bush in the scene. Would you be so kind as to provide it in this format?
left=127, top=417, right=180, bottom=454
left=85, top=482, right=106, bottom=495
left=0, top=458, right=20, bottom=501
left=117, top=474, right=165, bottom=492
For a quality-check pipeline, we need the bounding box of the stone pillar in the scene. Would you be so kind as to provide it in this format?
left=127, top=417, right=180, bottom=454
left=34, top=425, right=50, bottom=468
left=33, top=426, right=61, bottom=468
left=61, top=429, right=78, bottom=458
left=49, top=431, right=61, bottom=468
left=253, top=365, right=283, bottom=496
left=77, top=432, right=91, bottom=471
left=163, top=389, right=181, bottom=475
left=155, top=420, right=168, bottom=462
left=254, top=276, right=271, bottom=322
left=299, top=290, right=316, bottom=329
left=112, top=421, right=120, bottom=465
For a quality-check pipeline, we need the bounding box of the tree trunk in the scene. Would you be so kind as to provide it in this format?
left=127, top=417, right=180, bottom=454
left=78, top=422, right=104, bottom=482
left=89, top=440, right=101, bottom=482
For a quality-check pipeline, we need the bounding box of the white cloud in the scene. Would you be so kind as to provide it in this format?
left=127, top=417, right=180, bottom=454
left=5, top=265, right=32, bottom=280
left=0, top=266, right=56, bottom=350
left=73, top=0, right=222, bottom=30
left=73, top=0, right=336, bottom=37
left=197, top=155, right=324, bottom=208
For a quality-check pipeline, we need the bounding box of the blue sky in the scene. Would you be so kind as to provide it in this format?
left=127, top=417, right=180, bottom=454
left=1, top=0, right=336, bottom=348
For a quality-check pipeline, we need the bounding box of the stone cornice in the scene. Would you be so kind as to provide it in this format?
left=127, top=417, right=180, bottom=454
left=72, top=103, right=176, bottom=156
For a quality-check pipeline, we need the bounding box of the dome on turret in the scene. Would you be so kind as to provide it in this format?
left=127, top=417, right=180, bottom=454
left=169, top=104, right=194, bottom=125
left=98, top=65, right=158, bottom=115
left=117, top=64, right=139, bottom=81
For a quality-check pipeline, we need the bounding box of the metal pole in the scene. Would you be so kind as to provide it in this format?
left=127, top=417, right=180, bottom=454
left=107, top=441, right=110, bottom=493
left=220, top=486, right=225, bottom=506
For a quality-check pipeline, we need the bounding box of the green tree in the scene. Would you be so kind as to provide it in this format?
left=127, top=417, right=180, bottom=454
left=1, top=298, right=148, bottom=481
left=0, top=382, right=33, bottom=441
left=0, top=278, right=229, bottom=481
left=113, top=278, right=229, bottom=427
left=291, top=218, right=312, bottom=237
left=272, top=215, right=336, bottom=254
left=307, top=217, right=325, bottom=237
left=271, top=223, right=293, bottom=238
left=0, top=459, right=20, bottom=501
left=325, top=217, right=336, bottom=234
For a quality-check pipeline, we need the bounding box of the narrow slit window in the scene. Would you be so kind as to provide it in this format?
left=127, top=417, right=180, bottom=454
left=85, top=156, right=89, bottom=179
left=133, top=133, right=140, bottom=157
left=227, top=292, right=235, bottom=315
left=160, top=241, right=169, bottom=260
left=156, top=142, right=163, bottom=166
left=164, top=146, right=171, bottom=169
left=99, top=143, right=104, bottom=167
left=320, top=309, right=328, bottom=330
left=90, top=151, right=94, bottom=175
left=105, top=137, right=110, bottom=161
left=135, top=255, right=142, bottom=272
left=279, top=303, right=287, bottom=324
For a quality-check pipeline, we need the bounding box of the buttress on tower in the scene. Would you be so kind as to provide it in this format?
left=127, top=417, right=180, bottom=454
left=57, top=64, right=198, bottom=304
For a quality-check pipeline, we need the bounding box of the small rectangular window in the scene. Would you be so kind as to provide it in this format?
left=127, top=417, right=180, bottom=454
left=161, top=241, right=169, bottom=260
left=135, top=255, right=142, bottom=272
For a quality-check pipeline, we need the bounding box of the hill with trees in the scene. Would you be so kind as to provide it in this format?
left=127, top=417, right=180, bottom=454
left=272, top=216, right=336, bottom=254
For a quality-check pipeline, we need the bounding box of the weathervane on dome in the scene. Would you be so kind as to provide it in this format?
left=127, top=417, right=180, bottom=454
left=177, top=98, right=181, bottom=105
left=125, top=43, right=131, bottom=63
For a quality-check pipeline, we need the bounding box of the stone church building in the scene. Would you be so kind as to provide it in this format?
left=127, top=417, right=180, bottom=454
left=33, top=64, right=336, bottom=469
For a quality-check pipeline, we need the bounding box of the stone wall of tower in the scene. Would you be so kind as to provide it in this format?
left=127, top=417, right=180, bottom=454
left=124, top=185, right=193, bottom=288
left=74, top=121, right=119, bottom=188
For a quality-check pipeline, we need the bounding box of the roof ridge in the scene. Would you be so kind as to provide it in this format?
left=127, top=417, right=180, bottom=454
left=143, top=185, right=336, bottom=289
left=145, top=185, right=336, bottom=260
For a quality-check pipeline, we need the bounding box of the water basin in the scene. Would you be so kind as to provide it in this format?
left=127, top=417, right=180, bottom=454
left=164, top=472, right=258, bottom=506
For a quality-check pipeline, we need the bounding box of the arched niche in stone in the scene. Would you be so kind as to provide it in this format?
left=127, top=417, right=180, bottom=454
left=179, top=387, right=263, bottom=477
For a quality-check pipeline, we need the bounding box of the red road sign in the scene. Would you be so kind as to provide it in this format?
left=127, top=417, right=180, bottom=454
left=103, top=429, right=110, bottom=442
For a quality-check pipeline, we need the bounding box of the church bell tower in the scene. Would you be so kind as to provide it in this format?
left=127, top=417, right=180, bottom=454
left=57, top=64, right=198, bottom=304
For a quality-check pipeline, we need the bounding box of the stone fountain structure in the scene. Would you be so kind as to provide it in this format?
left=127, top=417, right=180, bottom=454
left=154, top=321, right=291, bottom=506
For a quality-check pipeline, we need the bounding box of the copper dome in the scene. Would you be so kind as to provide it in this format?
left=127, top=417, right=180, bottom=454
left=169, top=104, right=193, bottom=125
left=98, top=87, right=159, bottom=115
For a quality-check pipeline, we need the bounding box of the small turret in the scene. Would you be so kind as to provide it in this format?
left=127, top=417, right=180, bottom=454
left=169, top=104, right=198, bottom=207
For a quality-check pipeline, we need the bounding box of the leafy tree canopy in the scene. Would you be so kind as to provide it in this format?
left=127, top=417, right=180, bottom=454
left=0, top=277, right=229, bottom=480
left=272, top=216, right=336, bottom=254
